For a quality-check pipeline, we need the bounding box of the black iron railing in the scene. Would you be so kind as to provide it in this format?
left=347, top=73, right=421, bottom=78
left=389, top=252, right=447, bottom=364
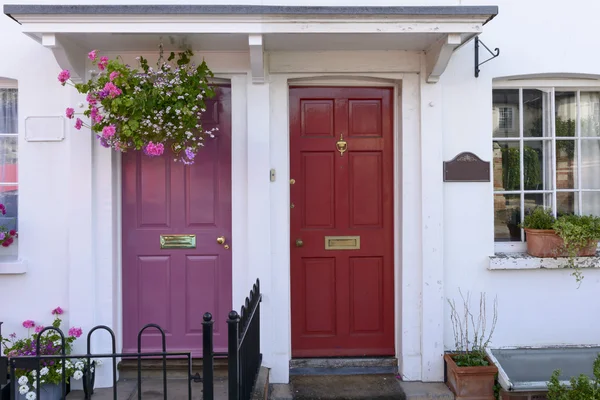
left=0, top=279, right=262, bottom=400
left=228, top=279, right=262, bottom=400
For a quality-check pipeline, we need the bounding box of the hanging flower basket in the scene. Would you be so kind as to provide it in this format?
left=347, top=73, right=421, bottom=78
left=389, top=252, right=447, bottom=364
left=58, top=46, right=217, bottom=164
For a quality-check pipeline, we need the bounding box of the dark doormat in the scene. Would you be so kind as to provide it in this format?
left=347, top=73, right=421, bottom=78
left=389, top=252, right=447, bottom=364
left=290, top=374, right=406, bottom=400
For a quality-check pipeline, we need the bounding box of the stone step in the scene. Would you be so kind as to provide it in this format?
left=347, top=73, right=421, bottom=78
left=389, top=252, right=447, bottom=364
left=67, top=367, right=270, bottom=400
left=289, top=358, right=398, bottom=376
left=118, top=358, right=228, bottom=379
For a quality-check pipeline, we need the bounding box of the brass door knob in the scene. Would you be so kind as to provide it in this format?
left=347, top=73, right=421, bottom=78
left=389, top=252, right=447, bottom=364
left=295, top=239, right=304, bottom=247
left=217, top=236, right=226, bottom=245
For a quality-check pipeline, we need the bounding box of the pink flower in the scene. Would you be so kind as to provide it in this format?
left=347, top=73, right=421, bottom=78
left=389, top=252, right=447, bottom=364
left=98, top=56, right=109, bottom=71
left=68, top=327, right=83, bottom=338
left=102, top=125, right=116, bottom=138
left=144, top=142, right=165, bottom=157
left=75, top=118, right=83, bottom=130
left=9, top=333, right=16, bottom=339
left=65, top=107, right=74, bottom=119
left=109, top=71, right=120, bottom=81
left=52, top=307, right=63, bottom=315
left=88, top=50, right=98, bottom=61
left=58, top=70, right=70, bottom=85
left=35, top=326, right=44, bottom=333
left=22, top=320, right=35, bottom=329
left=86, top=93, right=97, bottom=106
left=102, top=82, right=122, bottom=98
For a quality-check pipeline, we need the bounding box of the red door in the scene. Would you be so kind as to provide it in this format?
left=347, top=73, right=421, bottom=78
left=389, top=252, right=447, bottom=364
left=122, top=86, right=232, bottom=355
left=290, top=87, right=395, bottom=357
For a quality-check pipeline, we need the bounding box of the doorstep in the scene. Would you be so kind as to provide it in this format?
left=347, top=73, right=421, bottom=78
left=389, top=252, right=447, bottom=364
left=290, top=358, right=398, bottom=375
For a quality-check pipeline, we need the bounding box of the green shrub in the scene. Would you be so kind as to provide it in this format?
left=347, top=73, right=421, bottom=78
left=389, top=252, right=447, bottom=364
left=547, top=353, right=600, bottom=399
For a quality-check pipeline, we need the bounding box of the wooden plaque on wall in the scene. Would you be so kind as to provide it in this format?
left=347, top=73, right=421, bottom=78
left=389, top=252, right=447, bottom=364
left=443, top=152, right=490, bottom=182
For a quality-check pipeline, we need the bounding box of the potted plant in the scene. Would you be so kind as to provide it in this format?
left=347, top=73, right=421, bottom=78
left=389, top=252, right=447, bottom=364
left=58, top=45, right=217, bottom=164
left=445, top=291, right=498, bottom=400
left=0, top=202, right=18, bottom=256
left=522, top=207, right=600, bottom=258
left=0, top=307, right=88, bottom=400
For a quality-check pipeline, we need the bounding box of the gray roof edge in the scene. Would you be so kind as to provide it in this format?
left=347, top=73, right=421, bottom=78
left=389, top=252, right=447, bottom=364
left=4, top=4, right=498, bottom=18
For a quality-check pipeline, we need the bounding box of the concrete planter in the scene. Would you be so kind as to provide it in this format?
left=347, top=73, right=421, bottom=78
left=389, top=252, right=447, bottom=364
left=524, top=229, right=598, bottom=258
left=444, top=353, right=498, bottom=400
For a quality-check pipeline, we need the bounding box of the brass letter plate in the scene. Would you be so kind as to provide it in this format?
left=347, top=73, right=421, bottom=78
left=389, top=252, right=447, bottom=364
left=160, top=234, right=196, bottom=249
left=325, top=236, right=360, bottom=250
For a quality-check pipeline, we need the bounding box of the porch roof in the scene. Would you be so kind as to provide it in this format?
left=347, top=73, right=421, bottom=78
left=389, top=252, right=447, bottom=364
left=3, top=4, right=498, bottom=83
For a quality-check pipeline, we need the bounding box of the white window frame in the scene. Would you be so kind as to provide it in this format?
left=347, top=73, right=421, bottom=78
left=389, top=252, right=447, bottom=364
left=493, top=79, right=600, bottom=253
left=0, top=82, right=19, bottom=258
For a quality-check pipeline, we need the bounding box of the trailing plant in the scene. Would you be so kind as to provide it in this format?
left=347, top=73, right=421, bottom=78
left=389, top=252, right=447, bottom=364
left=547, top=353, right=600, bottom=399
left=58, top=45, right=217, bottom=164
left=447, top=290, right=498, bottom=367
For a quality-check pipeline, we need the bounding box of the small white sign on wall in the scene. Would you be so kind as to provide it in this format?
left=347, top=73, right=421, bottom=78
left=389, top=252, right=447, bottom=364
left=25, top=116, right=65, bottom=142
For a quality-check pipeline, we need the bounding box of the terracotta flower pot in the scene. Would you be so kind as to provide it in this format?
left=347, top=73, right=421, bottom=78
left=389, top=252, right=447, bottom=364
left=444, top=353, right=498, bottom=400
left=524, top=228, right=598, bottom=258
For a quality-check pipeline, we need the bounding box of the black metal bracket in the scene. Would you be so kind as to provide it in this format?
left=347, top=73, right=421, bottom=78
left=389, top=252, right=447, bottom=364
left=475, top=36, right=500, bottom=78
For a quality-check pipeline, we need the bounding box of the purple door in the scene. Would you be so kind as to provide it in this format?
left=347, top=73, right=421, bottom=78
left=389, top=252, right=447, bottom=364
left=122, top=86, right=232, bottom=355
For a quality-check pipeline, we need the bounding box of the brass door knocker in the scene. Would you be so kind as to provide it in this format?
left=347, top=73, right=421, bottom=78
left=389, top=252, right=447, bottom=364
left=336, top=133, right=348, bottom=157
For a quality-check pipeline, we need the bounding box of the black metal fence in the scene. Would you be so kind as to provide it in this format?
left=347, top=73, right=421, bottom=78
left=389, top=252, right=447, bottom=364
left=0, top=279, right=262, bottom=400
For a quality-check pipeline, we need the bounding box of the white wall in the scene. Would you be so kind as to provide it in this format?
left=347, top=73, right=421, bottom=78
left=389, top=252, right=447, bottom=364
left=441, top=0, right=600, bottom=352
left=0, top=1, right=72, bottom=338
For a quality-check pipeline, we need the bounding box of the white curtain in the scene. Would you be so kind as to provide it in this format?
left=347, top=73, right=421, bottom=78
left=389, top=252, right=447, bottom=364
left=0, top=89, right=17, bottom=134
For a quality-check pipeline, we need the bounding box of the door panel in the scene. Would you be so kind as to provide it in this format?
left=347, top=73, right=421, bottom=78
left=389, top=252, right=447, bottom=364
left=122, top=87, right=232, bottom=356
left=290, top=86, right=394, bottom=357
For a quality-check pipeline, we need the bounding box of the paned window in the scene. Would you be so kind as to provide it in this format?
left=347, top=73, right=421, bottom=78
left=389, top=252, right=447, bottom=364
left=493, top=88, right=600, bottom=244
left=0, top=81, right=18, bottom=233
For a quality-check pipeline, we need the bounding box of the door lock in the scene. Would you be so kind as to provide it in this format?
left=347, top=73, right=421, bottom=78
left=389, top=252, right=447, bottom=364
left=295, top=239, right=304, bottom=247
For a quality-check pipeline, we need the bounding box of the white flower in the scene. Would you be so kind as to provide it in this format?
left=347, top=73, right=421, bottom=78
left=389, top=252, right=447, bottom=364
left=65, top=361, right=72, bottom=368
left=18, top=376, right=28, bottom=385
left=75, top=361, right=84, bottom=370
left=40, top=367, right=49, bottom=376
left=31, top=370, right=36, bottom=377
left=19, top=385, right=29, bottom=394
left=56, top=368, right=62, bottom=374
left=26, top=392, right=36, bottom=400
left=73, top=371, right=83, bottom=380
left=32, top=381, right=37, bottom=389
left=77, top=102, right=84, bottom=108
left=53, top=340, right=62, bottom=347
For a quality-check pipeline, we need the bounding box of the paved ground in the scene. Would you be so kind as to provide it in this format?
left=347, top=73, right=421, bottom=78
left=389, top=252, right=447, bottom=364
left=66, top=378, right=228, bottom=400
left=287, top=374, right=406, bottom=400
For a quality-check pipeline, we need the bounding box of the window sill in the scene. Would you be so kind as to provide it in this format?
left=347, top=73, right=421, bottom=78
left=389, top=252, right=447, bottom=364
left=0, top=257, right=27, bottom=274
left=489, top=251, right=600, bottom=270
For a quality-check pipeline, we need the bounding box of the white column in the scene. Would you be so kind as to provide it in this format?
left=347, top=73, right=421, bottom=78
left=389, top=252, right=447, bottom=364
left=399, top=73, right=425, bottom=381
left=245, top=77, right=273, bottom=367
left=231, top=75, right=249, bottom=308
left=66, top=89, right=95, bottom=374
left=268, top=74, right=290, bottom=384
left=419, top=55, right=445, bottom=382
left=91, top=143, right=120, bottom=388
